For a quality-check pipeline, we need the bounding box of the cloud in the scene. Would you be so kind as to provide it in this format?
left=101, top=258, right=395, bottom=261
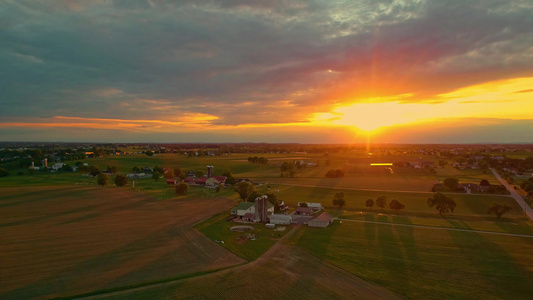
left=0, top=0, right=532, bottom=135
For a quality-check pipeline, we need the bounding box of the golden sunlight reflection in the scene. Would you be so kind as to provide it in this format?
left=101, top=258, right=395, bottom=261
left=312, top=76, right=533, bottom=132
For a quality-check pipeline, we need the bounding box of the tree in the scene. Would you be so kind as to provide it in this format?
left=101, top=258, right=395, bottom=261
left=480, top=179, right=490, bottom=187
left=438, top=159, right=448, bottom=167
left=106, top=166, right=117, bottom=173
left=389, top=199, right=405, bottom=213
left=132, top=166, right=140, bottom=173
left=89, top=166, right=100, bottom=177
left=366, top=199, right=374, bottom=210
left=0, top=167, right=9, bottom=177
left=195, top=170, right=205, bottom=178
left=235, top=181, right=255, bottom=201
left=325, top=169, right=344, bottom=178
left=443, top=178, right=459, bottom=191
left=145, top=150, right=154, bottom=156
left=216, top=185, right=223, bottom=193
left=165, top=169, right=175, bottom=178
left=247, top=191, right=261, bottom=202
left=332, top=192, right=346, bottom=209
left=222, top=170, right=236, bottom=185
left=152, top=171, right=161, bottom=180
left=478, top=161, right=489, bottom=170
left=173, top=167, right=183, bottom=178
left=175, top=182, right=189, bottom=194
left=487, top=202, right=512, bottom=218
left=376, top=196, right=387, bottom=211
left=97, top=173, right=109, bottom=186
left=427, top=193, right=456, bottom=215
left=114, top=174, right=128, bottom=187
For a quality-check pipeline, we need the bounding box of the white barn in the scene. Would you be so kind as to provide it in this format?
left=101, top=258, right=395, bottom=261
left=308, top=212, right=334, bottom=228
left=268, top=214, right=292, bottom=225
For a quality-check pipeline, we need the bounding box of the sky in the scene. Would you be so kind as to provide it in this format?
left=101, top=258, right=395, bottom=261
left=1, top=0, right=532, bottom=144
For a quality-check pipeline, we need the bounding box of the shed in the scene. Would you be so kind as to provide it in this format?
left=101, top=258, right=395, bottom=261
left=308, top=212, right=334, bottom=228
left=268, top=214, right=292, bottom=225
left=265, top=223, right=275, bottom=229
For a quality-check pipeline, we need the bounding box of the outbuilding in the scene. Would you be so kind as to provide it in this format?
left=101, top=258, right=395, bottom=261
left=308, top=212, right=334, bottom=228
left=268, top=214, right=292, bottom=225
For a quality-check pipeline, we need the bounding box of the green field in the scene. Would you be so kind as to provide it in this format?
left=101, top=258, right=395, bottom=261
left=195, top=213, right=292, bottom=261
left=288, top=219, right=533, bottom=300
left=274, top=185, right=524, bottom=218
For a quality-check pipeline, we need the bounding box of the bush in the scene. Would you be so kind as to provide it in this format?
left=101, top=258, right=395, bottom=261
left=175, top=182, right=189, bottom=194
left=0, top=167, right=9, bottom=177
left=97, top=173, right=109, bottom=186
left=114, top=174, right=128, bottom=187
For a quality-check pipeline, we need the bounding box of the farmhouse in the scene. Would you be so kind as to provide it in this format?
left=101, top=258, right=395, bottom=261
left=205, top=176, right=227, bottom=187
left=308, top=212, right=334, bottom=228
left=268, top=214, right=292, bottom=225
left=231, top=201, right=274, bottom=219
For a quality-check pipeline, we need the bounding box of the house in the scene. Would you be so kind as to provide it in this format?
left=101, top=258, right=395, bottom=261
left=295, top=206, right=313, bottom=216
left=187, top=171, right=196, bottom=178
left=461, top=183, right=480, bottom=193
left=143, top=167, right=153, bottom=173
left=166, top=179, right=177, bottom=185
left=297, top=202, right=322, bottom=211
left=308, top=212, right=334, bottom=228
left=205, top=176, right=227, bottom=187
left=268, top=214, right=292, bottom=225
left=231, top=201, right=274, bottom=218
left=51, top=163, right=65, bottom=171
left=233, top=202, right=255, bottom=217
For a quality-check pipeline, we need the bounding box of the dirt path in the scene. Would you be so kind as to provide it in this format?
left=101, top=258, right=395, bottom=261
left=81, top=224, right=402, bottom=299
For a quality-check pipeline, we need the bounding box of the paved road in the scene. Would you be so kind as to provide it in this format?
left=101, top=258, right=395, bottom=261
left=270, top=182, right=513, bottom=197
left=337, top=218, right=533, bottom=239
left=491, top=168, right=533, bottom=222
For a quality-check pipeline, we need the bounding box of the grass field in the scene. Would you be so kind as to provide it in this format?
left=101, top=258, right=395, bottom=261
left=0, top=186, right=244, bottom=299
left=288, top=219, right=533, bottom=300
left=194, top=212, right=292, bottom=261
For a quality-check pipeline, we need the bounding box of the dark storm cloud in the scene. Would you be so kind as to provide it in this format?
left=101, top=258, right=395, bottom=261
left=0, top=0, right=532, bottom=126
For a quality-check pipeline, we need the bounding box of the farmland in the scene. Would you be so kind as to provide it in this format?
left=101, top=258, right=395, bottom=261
left=102, top=238, right=403, bottom=300
left=288, top=220, right=533, bottom=300
left=1, top=148, right=533, bottom=299
left=0, top=186, right=244, bottom=299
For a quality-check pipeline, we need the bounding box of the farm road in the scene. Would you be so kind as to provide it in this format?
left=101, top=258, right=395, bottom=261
left=80, top=226, right=303, bottom=299
left=491, top=168, right=533, bottom=222
left=337, top=218, right=533, bottom=239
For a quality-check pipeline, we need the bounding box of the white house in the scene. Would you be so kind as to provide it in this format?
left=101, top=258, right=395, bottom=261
left=231, top=201, right=274, bottom=218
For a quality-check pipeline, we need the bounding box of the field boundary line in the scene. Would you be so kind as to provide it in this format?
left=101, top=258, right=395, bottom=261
left=336, top=218, right=533, bottom=238
left=266, top=182, right=514, bottom=197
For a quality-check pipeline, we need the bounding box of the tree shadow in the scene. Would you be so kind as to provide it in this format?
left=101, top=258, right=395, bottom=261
left=376, top=216, right=410, bottom=291
left=446, top=229, right=533, bottom=299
